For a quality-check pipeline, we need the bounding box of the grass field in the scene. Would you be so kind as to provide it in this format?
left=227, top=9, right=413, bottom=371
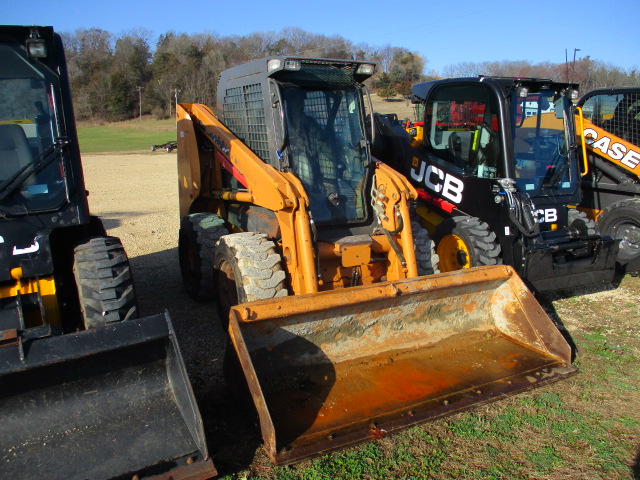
left=75, top=97, right=413, bottom=154
left=77, top=118, right=175, bottom=153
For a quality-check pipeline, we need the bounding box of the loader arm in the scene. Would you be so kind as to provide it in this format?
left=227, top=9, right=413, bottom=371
left=371, top=160, right=420, bottom=279
left=178, top=103, right=420, bottom=294
left=579, top=116, right=640, bottom=178
left=178, top=103, right=319, bottom=294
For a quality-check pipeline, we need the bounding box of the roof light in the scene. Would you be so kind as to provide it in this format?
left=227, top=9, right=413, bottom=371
left=26, top=28, right=47, bottom=58
left=356, top=63, right=375, bottom=76
left=267, top=59, right=282, bottom=73
left=517, top=86, right=529, bottom=98
left=283, top=59, right=301, bottom=71
left=569, top=89, right=580, bottom=100
left=268, top=59, right=301, bottom=73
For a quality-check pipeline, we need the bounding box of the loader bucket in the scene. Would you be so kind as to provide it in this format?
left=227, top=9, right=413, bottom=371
left=228, top=265, right=577, bottom=465
left=0, top=313, right=216, bottom=480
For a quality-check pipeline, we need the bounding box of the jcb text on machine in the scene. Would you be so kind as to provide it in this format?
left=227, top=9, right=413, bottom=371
left=177, top=58, right=577, bottom=465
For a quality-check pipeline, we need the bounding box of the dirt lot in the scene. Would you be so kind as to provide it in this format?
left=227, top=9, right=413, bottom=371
left=82, top=152, right=640, bottom=479
left=82, top=152, right=261, bottom=471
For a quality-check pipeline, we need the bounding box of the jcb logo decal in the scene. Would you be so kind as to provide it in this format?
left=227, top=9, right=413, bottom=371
left=537, top=208, right=557, bottom=223
left=410, top=158, right=464, bottom=203
left=583, top=127, right=640, bottom=171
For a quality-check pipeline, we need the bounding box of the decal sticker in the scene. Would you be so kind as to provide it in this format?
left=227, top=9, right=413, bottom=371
left=13, top=240, right=40, bottom=255
left=536, top=208, right=558, bottom=223
left=584, top=126, right=640, bottom=171
left=410, top=158, right=464, bottom=204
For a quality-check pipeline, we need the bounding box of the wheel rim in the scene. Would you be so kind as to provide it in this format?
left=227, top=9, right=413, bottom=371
left=437, top=234, right=470, bottom=271
left=612, top=219, right=640, bottom=260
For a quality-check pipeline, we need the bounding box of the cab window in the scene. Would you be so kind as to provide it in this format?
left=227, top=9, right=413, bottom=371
left=424, top=84, right=502, bottom=178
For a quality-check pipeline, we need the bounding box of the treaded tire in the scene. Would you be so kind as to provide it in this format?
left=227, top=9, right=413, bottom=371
left=597, top=198, right=640, bottom=271
left=568, top=208, right=598, bottom=235
left=215, top=232, right=287, bottom=410
left=213, top=232, right=288, bottom=330
left=179, top=213, right=228, bottom=301
left=73, top=236, right=137, bottom=329
left=433, top=216, right=502, bottom=272
left=411, top=217, right=439, bottom=275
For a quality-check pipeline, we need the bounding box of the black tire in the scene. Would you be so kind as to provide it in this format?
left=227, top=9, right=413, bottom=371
left=213, top=232, right=288, bottom=407
left=73, top=236, right=137, bottom=329
left=432, top=216, right=502, bottom=272
left=179, top=213, right=229, bottom=301
left=411, top=218, right=439, bottom=275
left=213, top=232, right=288, bottom=330
left=568, top=208, right=597, bottom=236
left=597, top=198, right=640, bottom=269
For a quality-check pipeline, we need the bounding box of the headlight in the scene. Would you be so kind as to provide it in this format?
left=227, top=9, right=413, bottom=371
left=283, top=59, right=301, bottom=71
left=267, top=59, right=282, bottom=73
left=356, top=63, right=375, bottom=76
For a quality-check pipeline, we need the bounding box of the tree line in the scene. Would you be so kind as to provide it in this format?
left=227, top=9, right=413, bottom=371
left=60, top=27, right=639, bottom=123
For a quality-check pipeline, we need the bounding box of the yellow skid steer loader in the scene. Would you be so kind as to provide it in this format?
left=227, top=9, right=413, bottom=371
left=177, top=57, right=577, bottom=465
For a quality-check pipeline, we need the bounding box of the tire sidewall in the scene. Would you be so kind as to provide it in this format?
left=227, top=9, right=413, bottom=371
left=598, top=200, right=640, bottom=261
left=433, top=216, right=502, bottom=270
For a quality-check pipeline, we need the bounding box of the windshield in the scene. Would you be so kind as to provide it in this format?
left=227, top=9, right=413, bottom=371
left=0, top=43, right=67, bottom=213
left=512, top=90, right=577, bottom=195
left=282, top=86, right=369, bottom=225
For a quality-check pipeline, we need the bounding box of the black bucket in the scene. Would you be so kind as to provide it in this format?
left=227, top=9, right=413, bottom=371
left=0, top=312, right=216, bottom=480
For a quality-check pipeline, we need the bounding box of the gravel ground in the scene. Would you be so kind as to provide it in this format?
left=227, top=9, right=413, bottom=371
left=82, top=152, right=261, bottom=473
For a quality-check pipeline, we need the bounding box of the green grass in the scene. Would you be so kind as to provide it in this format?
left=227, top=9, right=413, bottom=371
left=77, top=124, right=175, bottom=153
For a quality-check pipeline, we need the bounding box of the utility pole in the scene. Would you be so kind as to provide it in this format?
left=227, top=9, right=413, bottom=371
left=136, top=86, right=143, bottom=120
left=174, top=88, right=181, bottom=117
left=565, top=49, right=569, bottom=83
left=571, top=48, right=581, bottom=83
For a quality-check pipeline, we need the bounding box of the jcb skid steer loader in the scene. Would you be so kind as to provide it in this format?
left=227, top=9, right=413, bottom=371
left=0, top=26, right=216, bottom=480
left=375, top=77, right=619, bottom=293
left=177, top=57, right=577, bottom=465
left=575, top=87, right=640, bottom=274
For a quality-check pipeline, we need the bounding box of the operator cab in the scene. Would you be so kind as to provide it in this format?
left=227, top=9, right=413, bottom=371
left=413, top=78, right=580, bottom=200
left=218, top=57, right=376, bottom=229
left=281, top=85, right=369, bottom=224
left=0, top=30, right=69, bottom=215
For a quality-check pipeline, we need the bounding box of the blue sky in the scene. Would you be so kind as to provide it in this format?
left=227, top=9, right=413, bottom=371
left=4, top=0, right=638, bottom=75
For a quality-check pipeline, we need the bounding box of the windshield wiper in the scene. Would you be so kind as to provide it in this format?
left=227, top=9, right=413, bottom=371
left=0, top=138, right=69, bottom=201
